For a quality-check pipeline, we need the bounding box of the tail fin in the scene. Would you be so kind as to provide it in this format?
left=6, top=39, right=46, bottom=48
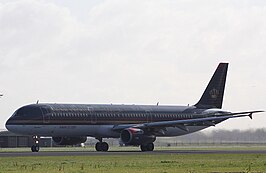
left=194, top=63, right=228, bottom=109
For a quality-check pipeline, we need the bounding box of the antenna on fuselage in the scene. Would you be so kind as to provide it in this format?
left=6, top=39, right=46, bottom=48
left=36, top=100, right=39, bottom=104
left=157, top=102, right=159, bottom=106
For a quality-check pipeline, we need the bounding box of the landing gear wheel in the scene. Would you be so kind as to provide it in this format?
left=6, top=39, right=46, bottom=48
left=35, top=145, right=40, bottom=152
left=95, top=142, right=102, bottom=151
left=101, top=142, right=109, bottom=152
left=95, top=142, right=109, bottom=152
left=140, top=144, right=147, bottom=152
left=140, top=143, right=154, bottom=152
left=31, top=145, right=40, bottom=152
left=146, top=143, right=154, bottom=151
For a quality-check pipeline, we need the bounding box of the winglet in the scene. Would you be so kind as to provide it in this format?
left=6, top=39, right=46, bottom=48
left=248, top=113, right=253, bottom=119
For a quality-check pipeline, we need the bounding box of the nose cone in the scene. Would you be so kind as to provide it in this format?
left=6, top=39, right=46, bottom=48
left=5, top=116, right=21, bottom=134
left=5, top=117, right=13, bottom=132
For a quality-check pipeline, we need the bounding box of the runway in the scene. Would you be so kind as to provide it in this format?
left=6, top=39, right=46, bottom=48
left=1, top=149, right=266, bottom=157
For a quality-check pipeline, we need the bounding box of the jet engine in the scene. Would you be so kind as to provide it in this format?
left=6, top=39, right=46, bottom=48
left=52, top=137, right=87, bottom=145
left=120, top=128, right=156, bottom=146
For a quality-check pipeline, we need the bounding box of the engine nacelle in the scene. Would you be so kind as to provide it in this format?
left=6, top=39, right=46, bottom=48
left=120, top=128, right=156, bottom=146
left=52, top=137, right=87, bottom=145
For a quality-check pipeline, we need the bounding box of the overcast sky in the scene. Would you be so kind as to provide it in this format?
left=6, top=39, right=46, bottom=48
left=0, top=0, right=265, bottom=131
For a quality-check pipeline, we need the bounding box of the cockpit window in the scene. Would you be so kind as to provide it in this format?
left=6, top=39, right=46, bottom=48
left=13, top=106, right=43, bottom=118
left=17, top=108, right=26, bottom=117
left=11, top=110, right=18, bottom=117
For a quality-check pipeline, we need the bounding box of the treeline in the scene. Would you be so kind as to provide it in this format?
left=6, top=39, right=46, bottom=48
left=84, top=128, right=266, bottom=146
left=156, top=128, right=266, bottom=145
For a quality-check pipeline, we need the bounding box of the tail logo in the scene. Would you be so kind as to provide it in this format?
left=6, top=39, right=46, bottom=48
left=209, top=89, right=219, bottom=99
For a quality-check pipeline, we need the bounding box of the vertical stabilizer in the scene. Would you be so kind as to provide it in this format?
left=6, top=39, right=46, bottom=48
left=194, top=63, right=228, bottom=109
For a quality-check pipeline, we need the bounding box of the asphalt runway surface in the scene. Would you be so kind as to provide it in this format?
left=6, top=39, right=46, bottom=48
left=1, top=150, right=266, bottom=157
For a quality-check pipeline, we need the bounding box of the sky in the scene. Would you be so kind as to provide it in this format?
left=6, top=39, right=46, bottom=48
left=0, top=0, right=265, bottom=131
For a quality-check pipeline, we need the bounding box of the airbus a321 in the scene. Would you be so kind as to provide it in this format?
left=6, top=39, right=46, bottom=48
left=5, top=63, right=263, bottom=152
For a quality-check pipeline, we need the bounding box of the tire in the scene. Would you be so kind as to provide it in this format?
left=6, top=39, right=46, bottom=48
left=140, top=144, right=147, bottom=152
left=146, top=143, right=154, bottom=151
left=95, top=142, right=102, bottom=151
left=35, top=145, right=40, bottom=152
left=31, top=145, right=40, bottom=152
left=101, top=142, right=109, bottom=152
left=31, top=145, right=36, bottom=152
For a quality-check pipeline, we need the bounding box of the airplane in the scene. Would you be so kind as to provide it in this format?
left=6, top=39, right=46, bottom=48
left=5, top=63, right=263, bottom=152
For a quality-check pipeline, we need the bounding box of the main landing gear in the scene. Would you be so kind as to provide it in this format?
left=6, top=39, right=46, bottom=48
left=31, top=136, right=40, bottom=152
left=140, top=143, right=154, bottom=152
left=95, top=138, right=109, bottom=152
left=93, top=138, right=154, bottom=152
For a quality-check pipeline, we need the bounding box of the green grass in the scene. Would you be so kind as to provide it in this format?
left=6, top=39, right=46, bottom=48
left=0, top=154, right=266, bottom=173
left=1, top=146, right=266, bottom=172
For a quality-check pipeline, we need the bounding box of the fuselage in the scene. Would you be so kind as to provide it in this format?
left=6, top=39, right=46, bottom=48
left=5, top=103, right=226, bottom=138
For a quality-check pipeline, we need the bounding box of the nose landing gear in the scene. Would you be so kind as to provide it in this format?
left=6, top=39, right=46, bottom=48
left=31, top=136, right=40, bottom=152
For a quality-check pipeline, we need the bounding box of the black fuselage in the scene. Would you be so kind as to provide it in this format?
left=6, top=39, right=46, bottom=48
left=6, top=103, right=221, bottom=126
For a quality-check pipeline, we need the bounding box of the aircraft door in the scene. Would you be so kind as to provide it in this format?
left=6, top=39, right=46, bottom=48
left=41, top=107, right=50, bottom=123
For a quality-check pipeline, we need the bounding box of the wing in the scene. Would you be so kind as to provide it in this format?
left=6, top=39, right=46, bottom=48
left=112, top=110, right=264, bottom=132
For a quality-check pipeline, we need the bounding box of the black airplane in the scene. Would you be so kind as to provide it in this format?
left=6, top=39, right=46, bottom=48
left=5, top=63, right=263, bottom=152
